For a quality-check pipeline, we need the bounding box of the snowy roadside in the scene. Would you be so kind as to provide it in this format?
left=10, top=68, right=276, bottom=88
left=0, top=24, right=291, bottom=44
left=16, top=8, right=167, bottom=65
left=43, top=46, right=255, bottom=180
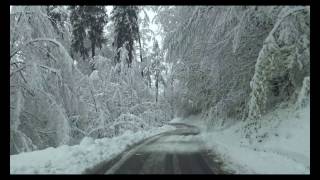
left=10, top=125, right=176, bottom=174
left=171, top=105, right=310, bottom=174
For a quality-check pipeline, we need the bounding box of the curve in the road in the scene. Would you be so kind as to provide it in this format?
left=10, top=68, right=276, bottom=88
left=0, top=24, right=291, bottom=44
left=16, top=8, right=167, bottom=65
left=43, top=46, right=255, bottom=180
left=103, top=123, right=230, bottom=174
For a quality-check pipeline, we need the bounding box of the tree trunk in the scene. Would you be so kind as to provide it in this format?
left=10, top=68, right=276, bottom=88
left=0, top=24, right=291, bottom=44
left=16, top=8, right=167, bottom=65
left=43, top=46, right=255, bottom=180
left=91, top=40, right=96, bottom=58
left=171, top=77, right=174, bottom=118
left=138, top=32, right=143, bottom=62
left=138, top=30, right=143, bottom=77
left=156, top=73, right=159, bottom=103
left=128, top=42, right=133, bottom=68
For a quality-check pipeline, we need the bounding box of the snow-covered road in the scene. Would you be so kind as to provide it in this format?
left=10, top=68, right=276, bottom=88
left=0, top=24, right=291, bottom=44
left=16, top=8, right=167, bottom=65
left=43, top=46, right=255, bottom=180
left=97, top=123, right=232, bottom=174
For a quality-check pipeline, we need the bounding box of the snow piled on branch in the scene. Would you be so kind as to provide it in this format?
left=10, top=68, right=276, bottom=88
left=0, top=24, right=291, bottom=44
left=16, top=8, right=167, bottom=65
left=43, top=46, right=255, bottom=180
left=10, top=6, right=172, bottom=155
left=10, top=125, right=175, bottom=174
left=10, top=6, right=82, bottom=153
left=245, top=6, right=309, bottom=139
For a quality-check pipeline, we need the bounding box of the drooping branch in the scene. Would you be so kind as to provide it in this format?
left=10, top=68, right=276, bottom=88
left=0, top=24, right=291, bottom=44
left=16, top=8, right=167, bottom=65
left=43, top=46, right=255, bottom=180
left=30, top=44, right=58, bottom=62
left=11, top=62, right=27, bottom=83
left=10, top=65, right=26, bottom=77
left=11, top=38, right=62, bottom=59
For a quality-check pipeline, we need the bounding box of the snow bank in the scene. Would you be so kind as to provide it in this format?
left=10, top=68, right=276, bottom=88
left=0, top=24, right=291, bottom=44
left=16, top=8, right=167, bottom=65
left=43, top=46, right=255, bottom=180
left=201, top=104, right=310, bottom=174
left=10, top=125, right=175, bottom=174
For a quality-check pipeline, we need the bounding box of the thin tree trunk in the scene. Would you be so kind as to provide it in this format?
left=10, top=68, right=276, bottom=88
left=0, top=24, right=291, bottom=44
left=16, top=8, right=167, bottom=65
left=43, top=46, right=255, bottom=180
left=138, top=31, right=144, bottom=77
left=171, top=77, right=174, bottom=118
left=128, top=42, right=133, bottom=68
left=90, top=87, right=98, bottom=113
left=138, top=32, right=143, bottom=62
left=91, top=41, right=95, bottom=58
left=156, top=73, right=159, bottom=103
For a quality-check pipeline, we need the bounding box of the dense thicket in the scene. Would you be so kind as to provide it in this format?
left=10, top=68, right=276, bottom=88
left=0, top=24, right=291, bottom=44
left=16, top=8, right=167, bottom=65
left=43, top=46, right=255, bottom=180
left=156, top=6, right=309, bottom=140
left=10, top=6, right=170, bottom=154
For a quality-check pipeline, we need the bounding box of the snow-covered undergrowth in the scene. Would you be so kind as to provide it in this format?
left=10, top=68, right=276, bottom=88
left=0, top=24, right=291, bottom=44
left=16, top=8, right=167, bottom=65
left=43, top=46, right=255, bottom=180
left=10, top=125, right=175, bottom=174
left=171, top=98, right=310, bottom=174
left=246, top=6, right=310, bottom=136
left=10, top=6, right=173, bottom=155
left=201, top=104, right=310, bottom=174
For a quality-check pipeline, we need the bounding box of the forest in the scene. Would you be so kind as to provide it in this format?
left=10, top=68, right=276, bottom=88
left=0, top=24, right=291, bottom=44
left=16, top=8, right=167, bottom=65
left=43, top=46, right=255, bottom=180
left=10, top=6, right=310, bottom=174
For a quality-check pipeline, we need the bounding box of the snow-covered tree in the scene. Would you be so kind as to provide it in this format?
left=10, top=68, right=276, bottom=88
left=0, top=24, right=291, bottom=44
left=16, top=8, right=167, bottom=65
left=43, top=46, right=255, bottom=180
left=157, top=6, right=274, bottom=119
left=10, top=6, right=77, bottom=153
left=157, top=6, right=309, bottom=135
left=245, top=6, right=310, bottom=141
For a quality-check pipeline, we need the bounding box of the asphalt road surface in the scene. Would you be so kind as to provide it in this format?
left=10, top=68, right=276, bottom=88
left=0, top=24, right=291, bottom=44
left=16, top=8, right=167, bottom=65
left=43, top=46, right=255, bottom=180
left=85, top=123, right=231, bottom=174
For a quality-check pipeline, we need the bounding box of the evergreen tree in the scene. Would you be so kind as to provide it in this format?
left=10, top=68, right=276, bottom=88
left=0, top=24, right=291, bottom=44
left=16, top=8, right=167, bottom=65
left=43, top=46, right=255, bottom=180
left=69, top=6, right=89, bottom=60
left=151, top=39, right=165, bottom=103
left=84, top=6, right=108, bottom=58
left=69, top=6, right=108, bottom=60
left=111, top=6, right=140, bottom=67
left=138, top=8, right=155, bottom=77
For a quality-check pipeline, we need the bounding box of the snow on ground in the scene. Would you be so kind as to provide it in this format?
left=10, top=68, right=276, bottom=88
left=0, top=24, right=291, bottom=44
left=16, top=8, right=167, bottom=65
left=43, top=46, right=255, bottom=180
left=10, top=125, right=175, bottom=174
left=173, top=105, right=310, bottom=174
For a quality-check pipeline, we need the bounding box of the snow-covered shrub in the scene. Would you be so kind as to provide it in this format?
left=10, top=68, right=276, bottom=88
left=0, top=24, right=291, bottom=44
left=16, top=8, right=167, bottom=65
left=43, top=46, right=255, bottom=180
left=112, top=113, right=148, bottom=136
left=10, top=6, right=173, bottom=155
left=206, top=89, right=248, bottom=130
left=245, top=6, right=310, bottom=140
left=10, top=6, right=87, bottom=153
left=73, top=45, right=169, bottom=139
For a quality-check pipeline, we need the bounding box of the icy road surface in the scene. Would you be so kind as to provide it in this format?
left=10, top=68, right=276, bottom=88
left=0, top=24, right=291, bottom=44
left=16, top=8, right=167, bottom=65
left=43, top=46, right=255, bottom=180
left=89, top=123, right=232, bottom=174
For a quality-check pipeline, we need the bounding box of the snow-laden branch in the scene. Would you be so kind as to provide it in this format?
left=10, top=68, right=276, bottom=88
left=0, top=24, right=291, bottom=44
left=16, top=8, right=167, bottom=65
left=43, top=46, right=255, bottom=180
left=270, top=6, right=308, bottom=36
left=11, top=38, right=62, bottom=59
left=10, top=65, right=26, bottom=77
left=38, top=65, right=60, bottom=75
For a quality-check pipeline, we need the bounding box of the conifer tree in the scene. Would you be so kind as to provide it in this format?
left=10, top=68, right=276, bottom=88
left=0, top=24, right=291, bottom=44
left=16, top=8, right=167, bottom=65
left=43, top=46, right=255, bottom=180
left=69, top=6, right=108, bottom=60
left=111, top=6, right=139, bottom=67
